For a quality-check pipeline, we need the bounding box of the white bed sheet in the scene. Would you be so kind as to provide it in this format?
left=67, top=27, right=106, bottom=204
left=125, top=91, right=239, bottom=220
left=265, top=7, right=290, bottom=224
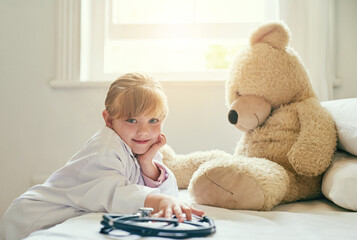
left=26, top=190, right=357, bottom=240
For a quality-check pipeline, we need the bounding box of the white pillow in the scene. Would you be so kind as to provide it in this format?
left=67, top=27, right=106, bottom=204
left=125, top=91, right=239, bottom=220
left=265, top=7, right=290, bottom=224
left=322, top=150, right=357, bottom=211
left=321, top=98, right=357, bottom=156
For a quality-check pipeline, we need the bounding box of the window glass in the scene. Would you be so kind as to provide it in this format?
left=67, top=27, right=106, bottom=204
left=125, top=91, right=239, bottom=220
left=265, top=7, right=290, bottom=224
left=82, top=0, right=279, bottom=81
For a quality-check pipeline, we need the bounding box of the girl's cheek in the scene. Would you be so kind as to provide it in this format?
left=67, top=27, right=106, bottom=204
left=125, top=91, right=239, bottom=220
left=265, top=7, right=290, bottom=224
left=157, top=125, right=163, bottom=134
left=152, top=127, right=161, bottom=139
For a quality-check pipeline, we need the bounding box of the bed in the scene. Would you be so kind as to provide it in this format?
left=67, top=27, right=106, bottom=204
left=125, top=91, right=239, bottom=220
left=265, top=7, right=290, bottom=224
left=25, top=189, right=357, bottom=240
left=25, top=98, right=357, bottom=240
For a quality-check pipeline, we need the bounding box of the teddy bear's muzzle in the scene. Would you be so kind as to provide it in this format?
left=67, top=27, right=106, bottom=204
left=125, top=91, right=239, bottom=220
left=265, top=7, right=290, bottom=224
left=228, top=95, right=271, bottom=132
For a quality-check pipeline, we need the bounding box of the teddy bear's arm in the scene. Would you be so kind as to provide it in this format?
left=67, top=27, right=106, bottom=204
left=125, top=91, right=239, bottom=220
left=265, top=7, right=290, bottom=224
left=161, top=145, right=232, bottom=189
left=287, top=98, right=337, bottom=177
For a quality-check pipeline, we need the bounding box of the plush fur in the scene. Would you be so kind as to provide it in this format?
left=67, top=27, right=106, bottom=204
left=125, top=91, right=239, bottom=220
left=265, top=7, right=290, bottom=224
left=161, top=22, right=337, bottom=210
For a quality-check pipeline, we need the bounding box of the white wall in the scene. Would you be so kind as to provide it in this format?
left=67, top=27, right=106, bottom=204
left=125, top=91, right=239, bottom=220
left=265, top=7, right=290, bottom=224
left=0, top=0, right=356, bottom=218
left=334, top=0, right=357, bottom=99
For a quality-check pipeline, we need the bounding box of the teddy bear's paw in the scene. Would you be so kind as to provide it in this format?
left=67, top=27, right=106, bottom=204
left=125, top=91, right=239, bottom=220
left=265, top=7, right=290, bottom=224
left=189, top=162, right=265, bottom=210
left=188, top=158, right=290, bottom=210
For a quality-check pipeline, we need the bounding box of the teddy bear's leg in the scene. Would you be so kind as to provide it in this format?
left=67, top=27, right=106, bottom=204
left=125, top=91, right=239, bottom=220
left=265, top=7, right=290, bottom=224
left=188, top=156, right=290, bottom=210
left=160, top=145, right=232, bottom=189
left=282, top=172, right=322, bottom=203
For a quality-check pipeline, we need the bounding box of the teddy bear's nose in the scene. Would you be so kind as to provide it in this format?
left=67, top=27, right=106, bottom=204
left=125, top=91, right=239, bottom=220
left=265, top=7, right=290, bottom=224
left=228, top=110, right=238, bottom=124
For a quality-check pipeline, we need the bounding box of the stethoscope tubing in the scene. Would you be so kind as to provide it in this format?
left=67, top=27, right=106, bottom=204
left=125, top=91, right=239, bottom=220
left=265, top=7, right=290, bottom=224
left=100, top=214, right=216, bottom=238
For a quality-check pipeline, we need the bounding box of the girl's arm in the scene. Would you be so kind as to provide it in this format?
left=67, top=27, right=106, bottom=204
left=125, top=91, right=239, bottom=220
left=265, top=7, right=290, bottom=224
left=136, top=134, right=166, bottom=180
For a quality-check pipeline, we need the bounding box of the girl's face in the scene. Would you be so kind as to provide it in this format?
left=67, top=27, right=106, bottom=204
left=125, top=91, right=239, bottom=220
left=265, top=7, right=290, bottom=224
left=107, top=114, right=162, bottom=155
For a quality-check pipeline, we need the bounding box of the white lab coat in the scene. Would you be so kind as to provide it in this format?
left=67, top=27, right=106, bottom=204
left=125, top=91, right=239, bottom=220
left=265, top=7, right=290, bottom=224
left=0, top=127, right=178, bottom=240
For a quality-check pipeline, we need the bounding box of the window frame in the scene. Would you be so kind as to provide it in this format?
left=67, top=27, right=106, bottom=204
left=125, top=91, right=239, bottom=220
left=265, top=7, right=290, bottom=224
left=51, top=0, right=279, bottom=87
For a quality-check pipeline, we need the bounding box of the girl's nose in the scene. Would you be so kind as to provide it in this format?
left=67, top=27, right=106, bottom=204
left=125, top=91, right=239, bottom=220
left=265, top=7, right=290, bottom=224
left=137, top=124, right=149, bottom=136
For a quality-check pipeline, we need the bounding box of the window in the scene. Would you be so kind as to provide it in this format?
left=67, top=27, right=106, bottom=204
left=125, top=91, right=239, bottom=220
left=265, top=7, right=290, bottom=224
left=55, top=0, right=279, bottom=84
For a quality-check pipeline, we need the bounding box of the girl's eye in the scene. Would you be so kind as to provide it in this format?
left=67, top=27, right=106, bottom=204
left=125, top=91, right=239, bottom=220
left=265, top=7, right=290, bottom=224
left=126, top=118, right=137, bottom=123
left=149, top=118, right=159, bottom=124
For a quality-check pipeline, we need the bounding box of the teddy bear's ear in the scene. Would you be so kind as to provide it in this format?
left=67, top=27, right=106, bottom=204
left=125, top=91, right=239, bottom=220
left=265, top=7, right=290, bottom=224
left=250, top=22, right=290, bottom=50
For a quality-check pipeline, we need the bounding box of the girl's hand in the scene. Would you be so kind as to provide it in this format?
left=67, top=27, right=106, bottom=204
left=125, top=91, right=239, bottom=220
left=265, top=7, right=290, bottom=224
left=136, top=134, right=166, bottom=180
left=145, top=194, right=205, bottom=222
left=136, top=134, right=166, bottom=163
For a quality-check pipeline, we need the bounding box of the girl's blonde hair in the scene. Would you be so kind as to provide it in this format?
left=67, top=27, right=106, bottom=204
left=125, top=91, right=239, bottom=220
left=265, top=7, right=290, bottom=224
left=105, top=73, right=168, bottom=120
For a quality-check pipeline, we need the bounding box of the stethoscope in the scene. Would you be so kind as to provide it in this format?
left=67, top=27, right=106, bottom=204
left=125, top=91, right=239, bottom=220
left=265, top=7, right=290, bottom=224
left=100, top=207, right=216, bottom=239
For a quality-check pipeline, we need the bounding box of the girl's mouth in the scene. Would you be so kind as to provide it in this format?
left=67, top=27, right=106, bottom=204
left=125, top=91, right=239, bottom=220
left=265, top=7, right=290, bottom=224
left=132, top=139, right=150, bottom=144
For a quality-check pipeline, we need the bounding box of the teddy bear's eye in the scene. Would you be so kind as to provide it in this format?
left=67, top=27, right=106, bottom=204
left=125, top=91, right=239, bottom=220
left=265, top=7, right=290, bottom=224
left=236, top=91, right=241, bottom=96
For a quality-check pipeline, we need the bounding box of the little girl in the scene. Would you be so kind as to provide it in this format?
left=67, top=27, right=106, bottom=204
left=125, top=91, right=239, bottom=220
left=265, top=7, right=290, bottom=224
left=0, top=73, right=204, bottom=240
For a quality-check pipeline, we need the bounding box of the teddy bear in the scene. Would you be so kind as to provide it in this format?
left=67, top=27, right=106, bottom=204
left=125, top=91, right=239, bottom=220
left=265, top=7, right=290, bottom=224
left=161, top=22, right=337, bottom=210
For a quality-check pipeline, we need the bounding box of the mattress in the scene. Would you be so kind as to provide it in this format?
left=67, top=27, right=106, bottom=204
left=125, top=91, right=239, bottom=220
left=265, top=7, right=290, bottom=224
left=25, top=190, right=357, bottom=240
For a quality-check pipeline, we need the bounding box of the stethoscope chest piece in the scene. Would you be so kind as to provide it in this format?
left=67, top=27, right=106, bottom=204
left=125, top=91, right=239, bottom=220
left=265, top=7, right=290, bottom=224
left=138, top=207, right=154, bottom=217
